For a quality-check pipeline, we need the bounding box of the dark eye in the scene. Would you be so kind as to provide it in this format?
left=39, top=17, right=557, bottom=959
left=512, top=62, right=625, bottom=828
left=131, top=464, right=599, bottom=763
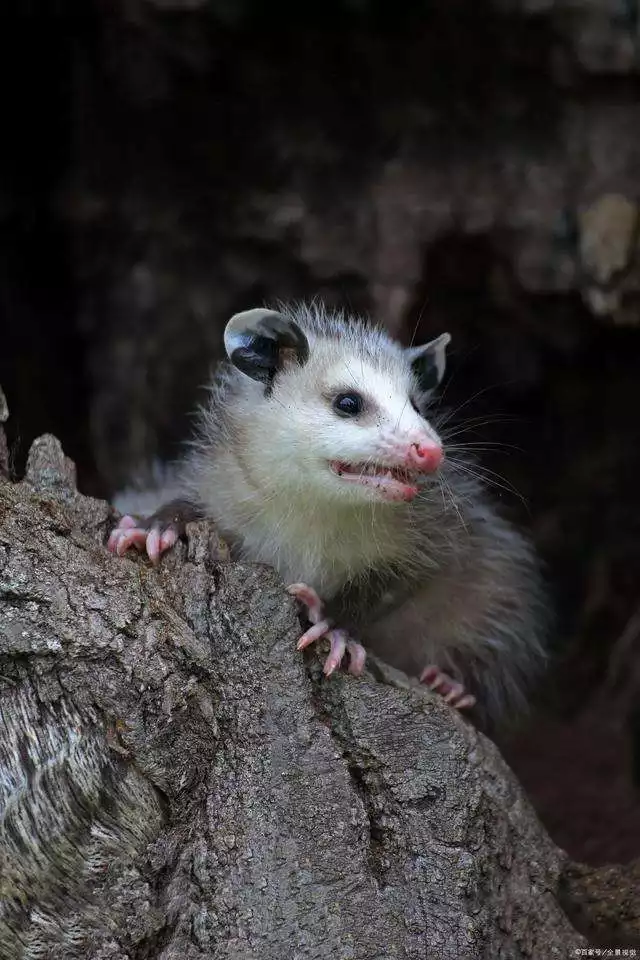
left=333, top=391, right=364, bottom=417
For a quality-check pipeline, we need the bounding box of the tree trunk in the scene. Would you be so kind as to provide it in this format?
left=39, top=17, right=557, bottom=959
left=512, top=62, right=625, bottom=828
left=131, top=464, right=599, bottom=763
left=0, top=432, right=583, bottom=958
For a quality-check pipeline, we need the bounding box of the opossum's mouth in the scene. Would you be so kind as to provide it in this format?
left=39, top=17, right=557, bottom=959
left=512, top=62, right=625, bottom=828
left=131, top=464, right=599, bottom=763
left=329, top=461, right=419, bottom=502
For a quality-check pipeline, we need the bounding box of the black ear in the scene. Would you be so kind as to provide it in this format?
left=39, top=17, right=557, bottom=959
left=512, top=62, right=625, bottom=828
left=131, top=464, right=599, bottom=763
left=223, top=308, right=310, bottom=385
left=405, top=332, right=451, bottom=393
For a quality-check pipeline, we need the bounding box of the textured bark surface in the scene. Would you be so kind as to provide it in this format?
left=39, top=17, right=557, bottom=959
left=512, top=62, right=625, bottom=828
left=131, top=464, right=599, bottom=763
left=0, top=434, right=584, bottom=958
left=561, top=858, right=640, bottom=949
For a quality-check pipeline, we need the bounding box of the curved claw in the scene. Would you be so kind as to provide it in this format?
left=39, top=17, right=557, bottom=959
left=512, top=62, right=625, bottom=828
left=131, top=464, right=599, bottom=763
left=346, top=641, right=367, bottom=676
left=324, top=633, right=368, bottom=677
left=419, top=665, right=476, bottom=711
left=145, top=526, right=178, bottom=565
left=324, top=629, right=348, bottom=676
left=107, top=522, right=149, bottom=556
left=450, top=692, right=477, bottom=710
left=108, top=516, right=178, bottom=565
left=296, top=619, right=332, bottom=651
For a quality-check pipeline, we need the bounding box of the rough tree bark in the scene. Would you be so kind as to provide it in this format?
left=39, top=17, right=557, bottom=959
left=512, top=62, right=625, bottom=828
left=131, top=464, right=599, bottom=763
left=0, top=430, right=584, bottom=958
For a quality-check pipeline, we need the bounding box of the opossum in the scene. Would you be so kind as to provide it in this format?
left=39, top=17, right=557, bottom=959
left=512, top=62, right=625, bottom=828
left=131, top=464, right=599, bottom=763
left=108, top=302, right=548, bottom=728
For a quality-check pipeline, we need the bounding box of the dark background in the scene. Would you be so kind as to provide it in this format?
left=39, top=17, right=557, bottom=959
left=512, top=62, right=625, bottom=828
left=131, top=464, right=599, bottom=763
left=2, top=0, right=640, bottom=865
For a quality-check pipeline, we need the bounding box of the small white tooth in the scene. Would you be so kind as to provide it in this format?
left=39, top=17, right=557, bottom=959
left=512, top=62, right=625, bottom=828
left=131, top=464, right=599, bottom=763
left=384, top=470, right=393, bottom=480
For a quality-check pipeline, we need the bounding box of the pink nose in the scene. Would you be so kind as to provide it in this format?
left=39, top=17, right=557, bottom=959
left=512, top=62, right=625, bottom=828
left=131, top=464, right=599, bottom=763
left=407, top=442, right=443, bottom=472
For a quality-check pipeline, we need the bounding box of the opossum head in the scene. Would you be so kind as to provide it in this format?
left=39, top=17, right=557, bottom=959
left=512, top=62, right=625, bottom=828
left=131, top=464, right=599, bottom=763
left=223, top=305, right=449, bottom=505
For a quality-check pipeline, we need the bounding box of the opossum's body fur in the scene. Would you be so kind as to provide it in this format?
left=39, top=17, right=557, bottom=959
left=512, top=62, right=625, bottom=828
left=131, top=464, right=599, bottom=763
left=115, top=302, right=549, bottom=728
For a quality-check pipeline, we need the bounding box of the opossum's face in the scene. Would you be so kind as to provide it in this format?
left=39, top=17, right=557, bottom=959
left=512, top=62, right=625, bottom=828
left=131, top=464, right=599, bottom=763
left=271, top=351, right=446, bottom=504
left=224, top=307, right=449, bottom=505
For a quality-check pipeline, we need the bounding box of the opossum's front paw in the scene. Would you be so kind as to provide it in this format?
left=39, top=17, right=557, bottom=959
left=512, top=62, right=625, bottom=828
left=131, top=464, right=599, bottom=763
left=419, top=665, right=477, bottom=711
left=107, top=515, right=179, bottom=566
left=287, top=582, right=366, bottom=677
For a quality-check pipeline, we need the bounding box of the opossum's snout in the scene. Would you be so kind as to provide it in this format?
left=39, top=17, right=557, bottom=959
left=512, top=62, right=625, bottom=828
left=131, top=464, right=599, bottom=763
left=377, top=427, right=444, bottom=475
left=406, top=440, right=443, bottom=472
left=328, top=432, right=443, bottom=503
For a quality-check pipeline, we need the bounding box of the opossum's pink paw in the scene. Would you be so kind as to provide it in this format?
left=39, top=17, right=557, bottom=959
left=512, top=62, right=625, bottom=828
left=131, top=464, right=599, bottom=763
left=303, top=628, right=365, bottom=677
left=346, top=640, right=367, bottom=676
left=288, top=582, right=332, bottom=653
left=419, top=665, right=476, bottom=711
left=287, top=582, right=324, bottom=624
left=296, top=618, right=333, bottom=651
left=108, top=516, right=178, bottom=565
left=322, top=628, right=348, bottom=676
left=288, top=582, right=366, bottom=677
left=116, top=515, right=138, bottom=531
left=107, top=517, right=149, bottom=556
left=145, top=526, right=179, bottom=565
